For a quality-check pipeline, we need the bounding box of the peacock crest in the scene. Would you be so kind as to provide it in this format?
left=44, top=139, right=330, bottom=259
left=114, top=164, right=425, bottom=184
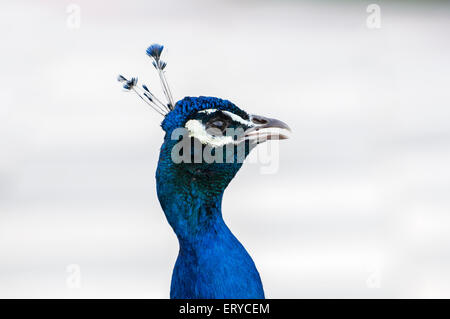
left=117, top=43, right=174, bottom=116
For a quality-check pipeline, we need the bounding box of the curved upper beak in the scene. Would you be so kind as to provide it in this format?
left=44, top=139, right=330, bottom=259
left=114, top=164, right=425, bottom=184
left=243, top=114, right=291, bottom=143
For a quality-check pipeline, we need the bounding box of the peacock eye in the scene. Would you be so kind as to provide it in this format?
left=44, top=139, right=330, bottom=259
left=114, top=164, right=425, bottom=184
left=206, top=118, right=229, bottom=132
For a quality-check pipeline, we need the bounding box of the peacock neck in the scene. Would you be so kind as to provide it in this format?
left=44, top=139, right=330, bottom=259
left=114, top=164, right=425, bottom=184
left=156, top=138, right=236, bottom=245
left=156, top=175, right=230, bottom=246
left=156, top=154, right=265, bottom=298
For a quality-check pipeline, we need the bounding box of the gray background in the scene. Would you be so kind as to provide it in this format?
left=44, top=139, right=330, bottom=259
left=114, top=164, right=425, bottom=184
left=1, top=0, right=450, bottom=298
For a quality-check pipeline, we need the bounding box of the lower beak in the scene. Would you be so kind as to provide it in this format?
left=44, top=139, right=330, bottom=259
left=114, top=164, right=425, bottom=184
left=243, top=114, right=291, bottom=143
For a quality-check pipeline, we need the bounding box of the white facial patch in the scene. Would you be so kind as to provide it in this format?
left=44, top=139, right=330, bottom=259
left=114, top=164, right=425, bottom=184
left=185, top=109, right=253, bottom=146
left=185, top=119, right=235, bottom=146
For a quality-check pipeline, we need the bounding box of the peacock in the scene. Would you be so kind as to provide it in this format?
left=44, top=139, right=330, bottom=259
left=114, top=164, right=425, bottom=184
left=118, top=44, right=290, bottom=299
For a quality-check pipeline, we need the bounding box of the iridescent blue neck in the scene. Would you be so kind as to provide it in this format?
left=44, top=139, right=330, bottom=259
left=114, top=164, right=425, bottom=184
left=156, top=177, right=226, bottom=244
left=155, top=140, right=265, bottom=299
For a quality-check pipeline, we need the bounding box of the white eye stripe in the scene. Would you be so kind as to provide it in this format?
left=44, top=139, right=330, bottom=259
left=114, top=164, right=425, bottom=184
left=197, top=109, right=253, bottom=127
left=197, top=109, right=216, bottom=114
left=222, top=111, right=253, bottom=126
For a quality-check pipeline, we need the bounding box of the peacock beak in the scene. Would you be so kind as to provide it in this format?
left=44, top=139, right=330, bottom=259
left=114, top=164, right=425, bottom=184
left=243, top=114, right=291, bottom=143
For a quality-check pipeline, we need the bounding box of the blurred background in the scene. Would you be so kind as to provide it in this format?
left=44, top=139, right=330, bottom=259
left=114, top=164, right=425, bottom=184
left=1, top=0, right=450, bottom=298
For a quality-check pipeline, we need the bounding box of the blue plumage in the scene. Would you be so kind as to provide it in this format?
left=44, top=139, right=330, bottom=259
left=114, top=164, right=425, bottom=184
left=157, top=97, right=264, bottom=299
left=146, top=43, right=164, bottom=60
left=161, top=96, right=248, bottom=133
left=118, top=44, right=290, bottom=299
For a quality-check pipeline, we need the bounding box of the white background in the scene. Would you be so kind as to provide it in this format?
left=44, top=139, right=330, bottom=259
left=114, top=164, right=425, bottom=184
left=1, top=0, right=450, bottom=298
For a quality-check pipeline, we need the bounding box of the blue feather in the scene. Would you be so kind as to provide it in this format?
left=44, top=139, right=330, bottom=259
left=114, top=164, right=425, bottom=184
left=146, top=43, right=164, bottom=60
left=122, top=77, right=137, bottom=90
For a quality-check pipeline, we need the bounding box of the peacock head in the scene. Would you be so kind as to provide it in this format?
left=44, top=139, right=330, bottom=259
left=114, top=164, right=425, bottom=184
left=118, top=44, right=290, bottom=197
